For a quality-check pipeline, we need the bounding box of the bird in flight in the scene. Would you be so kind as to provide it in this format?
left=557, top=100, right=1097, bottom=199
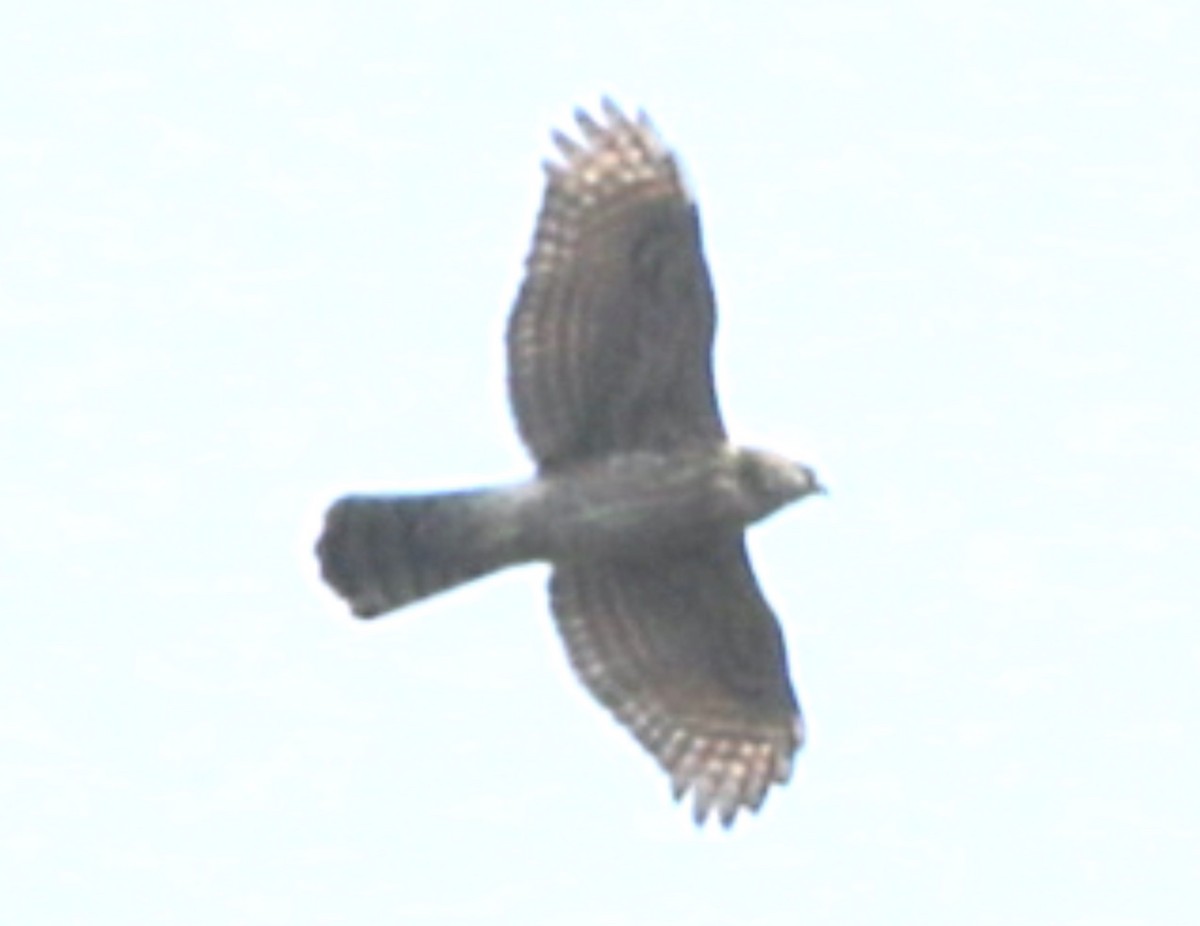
left=316, top=99, right=824, bottom=827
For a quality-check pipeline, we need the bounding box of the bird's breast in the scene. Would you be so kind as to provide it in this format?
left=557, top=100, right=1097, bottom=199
left=520, top=450, right=751, bottom=562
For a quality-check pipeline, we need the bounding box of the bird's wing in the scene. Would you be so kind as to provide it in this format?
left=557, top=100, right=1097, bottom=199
left=507, top=99, right=726, bottom=470
left=549, top=538, right=803, bottom=827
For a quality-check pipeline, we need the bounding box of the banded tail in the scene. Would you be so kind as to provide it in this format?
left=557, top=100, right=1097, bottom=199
left=316, top=488, right=532, bottom=618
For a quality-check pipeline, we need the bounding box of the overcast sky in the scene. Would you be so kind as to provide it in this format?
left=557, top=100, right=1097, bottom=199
left=3, top=1, right=1198, bottom=923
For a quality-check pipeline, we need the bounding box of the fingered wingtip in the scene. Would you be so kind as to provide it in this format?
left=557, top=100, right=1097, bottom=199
left=600, top=96, right=628, bottom=124
left=573, top=106, right=606, bottom=141
left=551, top=129, right=583, bottom=160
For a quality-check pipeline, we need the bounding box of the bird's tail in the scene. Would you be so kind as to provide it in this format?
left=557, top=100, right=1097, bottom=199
left=316, top=488, right=532, bottom=618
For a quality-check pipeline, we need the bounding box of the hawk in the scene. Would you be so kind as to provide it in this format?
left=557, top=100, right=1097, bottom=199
left=317, top=100, right=824, bottom=827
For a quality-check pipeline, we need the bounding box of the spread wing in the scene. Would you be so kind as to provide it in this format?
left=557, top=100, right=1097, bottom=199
left=507, top=100, right=726, bottom=470
left=550, top=538, right=803, bottom=827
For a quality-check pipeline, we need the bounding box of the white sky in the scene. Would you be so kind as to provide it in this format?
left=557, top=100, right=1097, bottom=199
left=3, top=1, right=1198, bottom=923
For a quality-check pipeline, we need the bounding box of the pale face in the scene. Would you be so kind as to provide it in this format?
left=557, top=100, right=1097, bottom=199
left=734, top=447, right=825, bottom=520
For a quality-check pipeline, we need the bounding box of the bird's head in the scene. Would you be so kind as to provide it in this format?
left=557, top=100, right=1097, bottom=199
left=734, top=447, right=826, bottom=520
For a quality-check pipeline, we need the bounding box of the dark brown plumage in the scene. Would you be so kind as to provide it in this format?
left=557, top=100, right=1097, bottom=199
left=316, top=100, right=823, bottom=827
left=508, top=100, right=725, bottom=466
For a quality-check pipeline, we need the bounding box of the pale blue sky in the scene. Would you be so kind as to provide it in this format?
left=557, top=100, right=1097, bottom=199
left=3, top=1, right=1198, bottom=923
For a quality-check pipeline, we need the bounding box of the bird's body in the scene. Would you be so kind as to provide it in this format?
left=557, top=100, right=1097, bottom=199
left=316, top=100, right=823, bottom=827
left=322, top=446, right=813, bottom=617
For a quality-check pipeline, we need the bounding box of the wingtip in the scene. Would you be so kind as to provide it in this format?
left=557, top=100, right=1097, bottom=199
left=551, top=128, right=583, bottom=160
left=600, top=96, right=628, bottom=125
left=574, top=106, right=604, bottom=141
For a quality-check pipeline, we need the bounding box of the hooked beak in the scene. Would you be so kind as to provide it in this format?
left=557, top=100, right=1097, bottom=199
left=800, top=464, right=827, bottom=497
